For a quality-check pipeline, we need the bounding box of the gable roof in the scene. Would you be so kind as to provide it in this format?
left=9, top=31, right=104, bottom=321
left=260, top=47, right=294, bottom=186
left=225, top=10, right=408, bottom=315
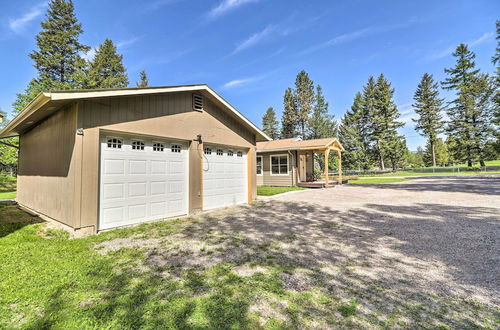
left=0, top=84, right=271, bottom=141
left=257, top=137, right=344, bottom=152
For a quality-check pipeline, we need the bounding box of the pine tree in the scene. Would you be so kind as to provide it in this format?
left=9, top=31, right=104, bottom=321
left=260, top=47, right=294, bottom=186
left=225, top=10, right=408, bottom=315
left=136, top=70, right=149, bottom=88
left=412, top=73, right=444, bottom=166
left=86, top=39, right=129, bottom=89
left=29, top=0, right=89, bottom=88
left=492, top=20, right=500, bottom=155
left=262, top=107, right=279, bottom=140
left=12, top=79, right=53, bottom=114
left=307, top=85, right=336, bottom=139
left=281, top=88, right=297, bottom=138
left=370, top=74, right=405, bottom=170
left=339, top=92, right=369, bottom=170
left=442, top=44, right=490, bottom=166
left=423, top=138, right=449, bottom=166
left=294, top=70, right=315, bottom=138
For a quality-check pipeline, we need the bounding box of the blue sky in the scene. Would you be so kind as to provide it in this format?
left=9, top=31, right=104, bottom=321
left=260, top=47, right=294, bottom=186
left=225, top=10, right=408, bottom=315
left=0, top=0, right=498, bottom=150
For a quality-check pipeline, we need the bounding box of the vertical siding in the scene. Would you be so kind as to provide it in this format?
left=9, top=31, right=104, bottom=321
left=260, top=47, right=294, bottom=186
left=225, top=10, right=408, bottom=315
left=78, top=91, right=257, bottom=230
left=257, top=151, right=295, bottom=186
left=17, top=104, right=79, bottom=227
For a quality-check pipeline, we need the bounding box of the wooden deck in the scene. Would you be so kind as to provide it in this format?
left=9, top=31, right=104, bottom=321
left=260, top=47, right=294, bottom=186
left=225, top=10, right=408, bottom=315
left=297, top=179, right=348, bottom=188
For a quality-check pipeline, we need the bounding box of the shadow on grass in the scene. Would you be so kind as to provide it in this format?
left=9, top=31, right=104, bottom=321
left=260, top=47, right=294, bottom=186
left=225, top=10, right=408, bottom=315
left=0, top=202, right=44, bottom=238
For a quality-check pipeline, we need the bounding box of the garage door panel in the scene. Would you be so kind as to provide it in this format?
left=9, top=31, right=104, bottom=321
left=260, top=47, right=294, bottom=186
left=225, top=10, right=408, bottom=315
left=100, top=135, right=188, bottom=230
left=203, top=145, right=247, bottom=210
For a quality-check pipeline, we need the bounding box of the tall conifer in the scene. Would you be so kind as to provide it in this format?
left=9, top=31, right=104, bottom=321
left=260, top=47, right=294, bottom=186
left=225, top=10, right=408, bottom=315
left=281, top=88, right=297, bottom=138
left=294, top=71, right=315, bottom=138
left=86, top=39, right=129, bottom=89
left=262, top=107, right=280, bottom=139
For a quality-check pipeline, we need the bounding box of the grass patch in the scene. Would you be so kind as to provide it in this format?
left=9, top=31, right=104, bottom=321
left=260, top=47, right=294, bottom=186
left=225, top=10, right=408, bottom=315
left=0, top=175, right=16, bottom=200
left=359, top=170, right=500, bottom=177
left=257, top=185, right=307, bottom=196
left=349, top=178, right=412, bottom=184
left=0, top=191, right=16, bottom=199
left=1, top=202, right=498, bottom=328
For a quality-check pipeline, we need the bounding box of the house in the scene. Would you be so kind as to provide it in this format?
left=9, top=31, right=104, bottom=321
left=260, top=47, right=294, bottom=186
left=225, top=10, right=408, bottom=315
left=256, top=137, right=344, bottom=187
left=0, top=85, right=270, bottom=234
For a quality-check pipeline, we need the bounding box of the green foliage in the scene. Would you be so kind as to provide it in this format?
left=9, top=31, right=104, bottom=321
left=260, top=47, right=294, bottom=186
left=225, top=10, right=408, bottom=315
left=294, top=70, right=315, bottom=138
left=281, top=88, right=297, bottom=138
left=369, top=74, right=405, bottom=170
left=29, top=0, right=89, bottom=88
left=441, top=44, right=495, bottom=166
left=412, top=73, right=444, bottom=166
left=136, top=70, right=149, bottom=88
left=261, top=107, right=280, bottom=139
left=339, top=92, right=372, bottom=170
left=85, top=39, right=129, bottom=89
left=405, top=147, right=425, bottom=168
left=12, top=79, right=54, bottom=114
left=307, top=85, right=337, bottom=139
left=338, top=300, right=359, bottom=317
left=257, top=186, right=306, bottom=196
left=423, top=138, right=449, bottom=167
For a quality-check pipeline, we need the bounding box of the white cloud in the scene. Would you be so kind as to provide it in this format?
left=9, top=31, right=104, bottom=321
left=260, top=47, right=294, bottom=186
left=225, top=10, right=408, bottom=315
left=82, top=48, right=96, bottom=61
left=426, top=31, right=494, bottom=60
left=9, top=2, right=47, bottom=33
left=207, top=0, right=259, bottom=20
left=116, top=37, right=140, bottom=50
left=231, top=25, right=275, bottom=55
left=299, top=27, right=373, bottom=56
left=222, top=76, right=262, bottom=89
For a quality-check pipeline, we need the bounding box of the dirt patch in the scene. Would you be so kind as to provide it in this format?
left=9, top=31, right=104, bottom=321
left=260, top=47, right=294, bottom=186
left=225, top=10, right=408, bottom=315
left=233, top=265, right=269, bottom=277
left=95, top=238, right=163, bottom=254
left=249, top=296, right=290, bottom=325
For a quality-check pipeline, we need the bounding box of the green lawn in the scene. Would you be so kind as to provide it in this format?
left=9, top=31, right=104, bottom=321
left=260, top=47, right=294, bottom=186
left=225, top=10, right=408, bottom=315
left=257, top=185, right=307, bottom=196
left=0, top=202, right=498, bottom=328
left=349, top=178, right=412, bottom=184
left=359, top=170, right=500, bottom=178
left=0, top=175, right=16, bottom=200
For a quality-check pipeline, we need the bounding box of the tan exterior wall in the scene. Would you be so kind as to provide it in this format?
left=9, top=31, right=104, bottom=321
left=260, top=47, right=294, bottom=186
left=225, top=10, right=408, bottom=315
left=17, top=103, right=80, bottom=227
left=77, top=92, right=257, bottom=230
left=189, top=141, right=203, bottom=212
left=256, top=151, right=297, bottom=186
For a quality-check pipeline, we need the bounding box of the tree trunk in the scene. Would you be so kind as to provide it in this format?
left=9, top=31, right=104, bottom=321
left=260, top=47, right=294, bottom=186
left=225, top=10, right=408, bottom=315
left=479, top=160, right=485, bottom=167
left=467, top=160, right=472, bottom=167
left=431, top=142, right=436, bottom=167
left=377, top=140, right=385, bottom=170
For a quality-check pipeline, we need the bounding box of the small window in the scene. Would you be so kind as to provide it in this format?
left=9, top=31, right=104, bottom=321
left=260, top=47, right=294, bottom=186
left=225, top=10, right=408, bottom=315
left=256, top=156, right=263, bottom=175
left=171, top=144, right=181, bottom=153
left=204, top=147, right=212, bottom=155
left=107, top=138, right=122, bottom=149
left=237, top=151, right=243, bottom=157
left=132, top=140, right=145, bottom=150
left=227, top=150, right=234, bottom=157
left=216, top=149, right=223, bottom=156
left=153, top=143, right=165, bottom=152
left=271, top=155, right=288, bottom=175
left=193, top=94, right=203, bottom=111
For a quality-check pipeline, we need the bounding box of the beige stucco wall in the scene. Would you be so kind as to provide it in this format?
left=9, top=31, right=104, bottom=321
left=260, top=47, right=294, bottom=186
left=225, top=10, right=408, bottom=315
left=256, top=151, right=297, bottom=186
left=17, top=103, right=80, bottom=227
left=77, top=91, right=257, bottom=230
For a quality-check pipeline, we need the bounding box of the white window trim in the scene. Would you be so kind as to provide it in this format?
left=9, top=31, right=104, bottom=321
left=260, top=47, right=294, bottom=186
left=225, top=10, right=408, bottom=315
left=256, top=156, right=263, bottom=176
left=131, top=139, right=146, bottom=151
left=106, top=136, right=123, bottom=150
left=269, top=154, right=289, bottom=176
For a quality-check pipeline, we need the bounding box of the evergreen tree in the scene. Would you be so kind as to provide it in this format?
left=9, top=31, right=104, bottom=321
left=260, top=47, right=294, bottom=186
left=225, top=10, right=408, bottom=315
left=281, top=88, right=297, bottom=138
left=29, top=0, right=89, bottom=88
left=85, top=39, right=129, bottom=89
left=13, top=0, right=88, bottom=113
left=307, top=85, right=336, bottom=139
left=339, top=92, right=370, bottom=170
left=136, top=70, right=149, bottom=88
left=262, top=107, right=279, bottom=139
left=370, top=74, right=405, bottom=170
left=442, top=44, right=490, bottom=166
left=294, top=70, right=315, bottom=138
left=492, top=20, right=500, bottom=154
left=423, top=138, right=449, bottom=167
left=412, top=73, right=444, bottom=166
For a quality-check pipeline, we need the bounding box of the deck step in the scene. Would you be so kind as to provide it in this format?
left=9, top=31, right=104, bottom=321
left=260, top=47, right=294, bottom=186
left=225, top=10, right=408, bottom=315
left=297, top=180, right=348, bottom=188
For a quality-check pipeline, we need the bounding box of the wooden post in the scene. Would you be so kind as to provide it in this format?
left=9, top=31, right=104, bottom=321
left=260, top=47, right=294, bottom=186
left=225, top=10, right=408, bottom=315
left=337, top=150, right=342, bottom=185
left=324, top=149, right=329, bottom=185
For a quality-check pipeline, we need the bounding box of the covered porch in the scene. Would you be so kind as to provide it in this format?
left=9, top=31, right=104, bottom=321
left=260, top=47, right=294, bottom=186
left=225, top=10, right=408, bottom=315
left=296, top=139, right=345, bottom=188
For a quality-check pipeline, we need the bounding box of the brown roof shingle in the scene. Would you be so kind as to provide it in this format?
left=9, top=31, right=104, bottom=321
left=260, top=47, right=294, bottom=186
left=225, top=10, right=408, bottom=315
left=257, top=137, right=342, bottom=152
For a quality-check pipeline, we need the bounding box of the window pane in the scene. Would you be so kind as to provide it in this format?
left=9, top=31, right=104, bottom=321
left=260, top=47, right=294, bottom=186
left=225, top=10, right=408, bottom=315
left=256, top=157, right=262, bottom=166
left=280, top=165, right=287, bottom=173
left=256, top=166, right=262, bottom=175
left=279, top=156, right=287, bottom=164
left=272, top=165, right=279, bottom=174
left=271, top=157, right=279, bottom=165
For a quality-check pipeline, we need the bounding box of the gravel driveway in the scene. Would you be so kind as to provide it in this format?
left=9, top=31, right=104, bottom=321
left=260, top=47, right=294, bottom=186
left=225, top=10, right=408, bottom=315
left=99, top=175, right=500, bottom=327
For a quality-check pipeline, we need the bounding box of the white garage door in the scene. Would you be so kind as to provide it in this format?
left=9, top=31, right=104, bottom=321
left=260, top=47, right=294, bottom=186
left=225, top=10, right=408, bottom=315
left=203, top=145, right=247, bottom=210
left=99, top=135, right=188, bottom=230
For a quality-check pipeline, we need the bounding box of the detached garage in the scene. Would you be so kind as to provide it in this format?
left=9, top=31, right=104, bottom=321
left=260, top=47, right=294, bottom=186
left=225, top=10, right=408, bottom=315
left=0, top=85, right=270, bottom=234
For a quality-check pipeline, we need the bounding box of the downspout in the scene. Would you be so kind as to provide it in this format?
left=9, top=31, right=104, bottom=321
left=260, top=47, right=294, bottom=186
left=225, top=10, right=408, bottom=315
left=288, top=150, right=295, bottom=186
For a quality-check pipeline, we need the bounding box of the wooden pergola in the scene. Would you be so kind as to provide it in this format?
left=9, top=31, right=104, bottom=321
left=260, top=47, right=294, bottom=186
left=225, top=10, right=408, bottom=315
left=298, top=139, right=345, bottom=186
